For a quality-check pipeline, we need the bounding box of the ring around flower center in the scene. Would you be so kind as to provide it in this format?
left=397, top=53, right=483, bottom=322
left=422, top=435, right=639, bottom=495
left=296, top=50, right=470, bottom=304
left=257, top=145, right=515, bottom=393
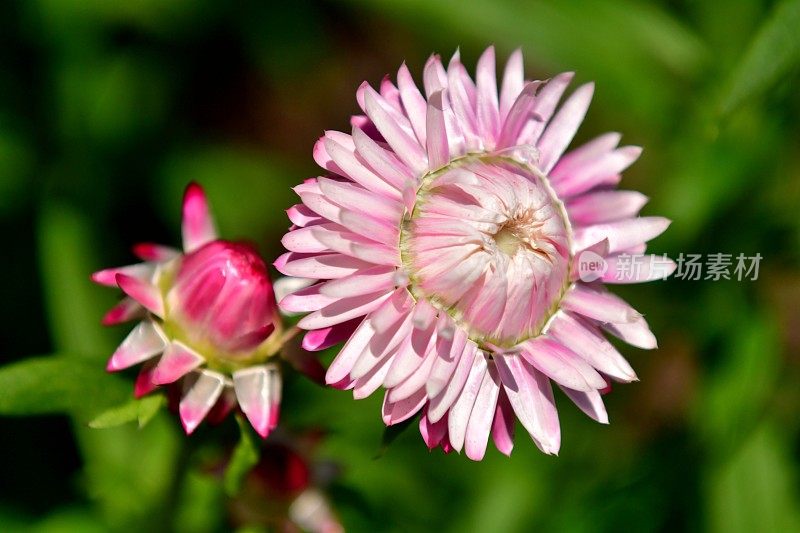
left=400, top=154, right=573, bottom=348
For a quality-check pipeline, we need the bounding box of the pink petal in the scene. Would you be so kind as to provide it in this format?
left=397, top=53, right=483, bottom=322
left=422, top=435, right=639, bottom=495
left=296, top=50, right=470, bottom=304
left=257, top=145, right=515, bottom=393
left=115, top=273, right=164, bottom=317
left=91, top=263, right=154, bottom=287
left=280, top=282, right=337, bottom=313
left=426, top=90, right=449, bottom=170
left=491, top=390, right=515, bottom=456
left=426, top=320, right=467, bottom=398
left=381, top=388, right=427, bottom=425
left=351, top=127, right=412, bottom=191
left=319, top=266, right=397, bottom=299
left=107, top=321, right=167, bottom=371
left=388, top=341, right=437, bottom=402
left=286, top=204, right=323, bottom=228
left=228, top=324, right=275, bottom=352
left=559, top=386, right=608, bottom=424
left=547, top=312, right=637, bottom=382
left=422, top=54, right=447, bottom=97
left=516, top=72, right=574, bottom=146
left=566, top=190, right=649, bottom=225
left=499, top=48, right=524, bottom=120
left=134, top=361, right=159, bottom=398
left=352, top=347, right=395, bottom=399
left=281, top=225, right=330, bottom=254
left=297, top=289, right=393, bottom=330
left=382, top=313, right=437, bottom=388
left=181, top=182, right=218, bottom=253
left=497, top=81, right=543, bottom=149
left=179, top=370, right=225, bottom=435
left=427, top=342, right=478, bottom=422
left=495, top=355, right=560, bottom=455
left=274, top=252, right=372, bottom=280
left=447, top=353, right=488, bottom=452
left=561, top=284, right=639, bottom=324
left=553, top=146, right=642, bottom=198
left=322, top=137, right=401, bottom=200
left=325, top=317, right=373, bottom=384
left=311, top=226, right=400, bottom=267
left=351, top=297, right=413, bottom=379
left=475, top=46, right=500, bottom=144
left=397, top=62, right=428, bottom=145
left=301, top=319, right=361, bottom=352
left=101, top=297, right=144, bottom=326
left=152, top=341, right=204, bottom=385
left=549, top=132, right=621, bottom=183
left=363, top=85, right=428, bottom=176
left=602, top=315, right=658, bottom=350
left=537, top=83, right=594, bottom=173
left=317, top=177, right=403, bottom=220
left=419, top=411, right=449, bottom=449
left=464, top=362, right=501, bottom=460
left=132, top=243, right=180, bottom=262
left=520, top=337, right=607, bottom=391
left=572, top=217, right=671, bottom=254
left=233, top=364, right=281, bottom=438
left=273, top=276, right=315, bottom=305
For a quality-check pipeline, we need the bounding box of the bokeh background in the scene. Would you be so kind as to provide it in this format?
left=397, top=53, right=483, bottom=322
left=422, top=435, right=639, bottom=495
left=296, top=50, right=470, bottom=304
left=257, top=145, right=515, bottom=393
left=1, top=0, right=800, bottom=531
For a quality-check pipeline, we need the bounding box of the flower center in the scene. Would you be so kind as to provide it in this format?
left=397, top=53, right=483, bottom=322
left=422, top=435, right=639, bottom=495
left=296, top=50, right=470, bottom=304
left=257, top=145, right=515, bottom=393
left=401, top=155, right=572, bottom=347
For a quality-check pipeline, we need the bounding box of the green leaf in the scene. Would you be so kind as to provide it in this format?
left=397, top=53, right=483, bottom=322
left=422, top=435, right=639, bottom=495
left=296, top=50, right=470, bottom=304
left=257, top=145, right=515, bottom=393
left=707, top=421, right=800, bottom=533
left=75, top=414, right=182, bottom=530
left=697, top=315, right=780, bottom=452
left=37, top=202, right=117, bottom=359
left=223, top=415, right=261, bottom=496
left=0, top=356, right=131, bottom=421
left=720, top=0, right=800, bottom=114
left=88, top=395, right=165, bottom=429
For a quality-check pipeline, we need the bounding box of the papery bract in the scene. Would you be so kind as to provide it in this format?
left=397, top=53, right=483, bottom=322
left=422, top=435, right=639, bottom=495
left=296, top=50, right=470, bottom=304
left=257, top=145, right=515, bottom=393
left=277, top=47, right=675, bottom=459
left=94, top=183, right=283, bottom=437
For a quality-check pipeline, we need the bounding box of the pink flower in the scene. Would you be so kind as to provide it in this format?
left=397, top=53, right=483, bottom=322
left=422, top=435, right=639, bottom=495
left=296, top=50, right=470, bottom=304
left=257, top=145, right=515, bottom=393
left=93, top=183, right=282, bottom=437
left=277, top=47, right=675, bottom=459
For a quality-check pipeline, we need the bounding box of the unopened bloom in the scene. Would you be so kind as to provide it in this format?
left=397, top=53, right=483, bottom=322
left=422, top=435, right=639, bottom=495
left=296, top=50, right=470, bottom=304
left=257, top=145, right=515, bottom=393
left=93, top=183, right=282, bottom=437
left=277, top=47, right=674, bottom=459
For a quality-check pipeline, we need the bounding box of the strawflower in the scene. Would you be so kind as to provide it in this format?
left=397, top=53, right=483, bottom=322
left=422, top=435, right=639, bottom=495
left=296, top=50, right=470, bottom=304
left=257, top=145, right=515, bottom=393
left=277, top=47, right=674, bottom=459
left=93, top=183, right=286, bottom=437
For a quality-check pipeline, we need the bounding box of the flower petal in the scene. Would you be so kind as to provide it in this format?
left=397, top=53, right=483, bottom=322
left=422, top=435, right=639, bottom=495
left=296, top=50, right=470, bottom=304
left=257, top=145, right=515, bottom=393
left=447, top=353, right=488, bottom=452
left=495, top=355, right=560, bottom=455
left=107, top=321, right=167, bottom=371
left=115, top=273, right=164, bottom=317
left=491, top=390, right=515, bottom=456
left=233, top=364, right=281, bottom=438
left=464, top=362, right=501, bottom=460
left=381, top=388, right=427, bottom=425
left=179, top=370, right=225, bottom=435
left=181, top=182, right=218, bottom=253
left=559, top=386, right=608, bottom=424
left=547, top=312, right=637, bottom=382
left=152, top=341, right=204, bottom=385
left=537, top=83, right=594, bottom=173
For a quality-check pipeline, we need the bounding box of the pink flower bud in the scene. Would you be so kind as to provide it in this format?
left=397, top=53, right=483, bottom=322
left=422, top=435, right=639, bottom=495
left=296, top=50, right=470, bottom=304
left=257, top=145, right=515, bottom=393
left=169, top=241, right=277, bottom=354
left=93, top=183, right=285, bottom=438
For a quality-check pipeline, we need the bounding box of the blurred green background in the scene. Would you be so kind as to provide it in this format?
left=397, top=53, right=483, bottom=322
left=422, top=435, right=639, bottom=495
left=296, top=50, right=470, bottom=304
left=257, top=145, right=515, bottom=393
left=1, top=0, right=799, bottom=531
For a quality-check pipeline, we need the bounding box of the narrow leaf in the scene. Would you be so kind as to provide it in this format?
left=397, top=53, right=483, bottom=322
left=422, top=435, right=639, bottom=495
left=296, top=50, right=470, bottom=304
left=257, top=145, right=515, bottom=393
left=0, top=356, right=131, bottom=420
left=720, top=0, right=800, bottom=114
left=88, top=394, right=165, bottom=429
left=223, top=415, right=261, bottom=496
